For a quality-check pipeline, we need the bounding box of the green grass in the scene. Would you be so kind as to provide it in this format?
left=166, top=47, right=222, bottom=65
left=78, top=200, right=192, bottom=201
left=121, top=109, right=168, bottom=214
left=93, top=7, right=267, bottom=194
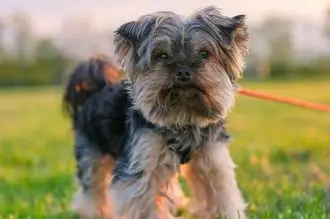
left=1, top=80, right=330, bottom=219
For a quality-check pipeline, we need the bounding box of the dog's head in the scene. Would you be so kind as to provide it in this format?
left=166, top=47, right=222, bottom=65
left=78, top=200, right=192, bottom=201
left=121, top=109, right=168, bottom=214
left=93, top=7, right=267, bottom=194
left=114, top=6, right=248, bottom=127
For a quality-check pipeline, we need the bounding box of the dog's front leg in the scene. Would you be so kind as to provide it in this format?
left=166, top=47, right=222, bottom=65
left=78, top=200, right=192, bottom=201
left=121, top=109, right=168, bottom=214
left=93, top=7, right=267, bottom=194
left=183, top=141, right=246, bottom=219
left=110, top=129, right=180, bottom=219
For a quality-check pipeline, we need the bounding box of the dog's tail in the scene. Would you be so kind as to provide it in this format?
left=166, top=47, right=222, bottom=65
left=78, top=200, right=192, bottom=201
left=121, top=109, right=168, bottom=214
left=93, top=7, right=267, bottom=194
left=63, top=54, right=121, bottom=126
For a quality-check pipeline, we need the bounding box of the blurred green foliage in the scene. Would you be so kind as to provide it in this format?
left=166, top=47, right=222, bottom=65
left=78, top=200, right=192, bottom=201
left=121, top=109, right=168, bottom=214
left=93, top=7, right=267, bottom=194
left=0, top=58, right=72, bottom=87
left=270, top=57, right=330, bottom=79
left=0, top=36, right=75, bottom=87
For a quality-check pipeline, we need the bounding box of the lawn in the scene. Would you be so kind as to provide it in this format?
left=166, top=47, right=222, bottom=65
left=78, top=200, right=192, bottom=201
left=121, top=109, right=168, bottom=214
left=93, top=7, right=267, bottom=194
left=0, top=80, right=330, bottom=219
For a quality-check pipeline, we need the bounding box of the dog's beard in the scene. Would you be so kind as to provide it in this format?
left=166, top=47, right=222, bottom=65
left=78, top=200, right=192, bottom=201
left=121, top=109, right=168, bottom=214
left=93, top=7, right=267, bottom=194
left=130, top=64, right=235, bottom=127
left=158, top=85, right=216, bottom=118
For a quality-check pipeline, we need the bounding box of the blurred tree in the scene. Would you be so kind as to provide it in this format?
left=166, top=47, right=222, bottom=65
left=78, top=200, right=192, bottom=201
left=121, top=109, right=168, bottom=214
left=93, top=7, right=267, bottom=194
left=9, top=12, right=35, bottom=66
left=324, top=7, right=330, bottom=39
left=0, top=17, right=4, bottom=60
left=60, top=15, right=97, bottom=58
left=322, top=6, right=330, bottom=77
left=35, top=38, right=60, bottom=60
left=258, top=17, right=294, bottom=78
left=35, top=38, right=69, bottom=84
left=0, top=15, right=75, bottom=87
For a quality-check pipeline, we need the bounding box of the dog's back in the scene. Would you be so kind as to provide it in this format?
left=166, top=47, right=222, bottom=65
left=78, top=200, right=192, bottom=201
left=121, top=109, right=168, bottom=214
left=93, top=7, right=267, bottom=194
left=63, top=54, right=129, bottom=157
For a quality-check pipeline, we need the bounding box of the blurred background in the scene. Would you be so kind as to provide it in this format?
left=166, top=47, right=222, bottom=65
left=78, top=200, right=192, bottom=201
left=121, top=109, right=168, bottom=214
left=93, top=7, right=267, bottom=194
left=0, top=0, right=329, bottom=85
left=1, top=1, right=330, bottom=218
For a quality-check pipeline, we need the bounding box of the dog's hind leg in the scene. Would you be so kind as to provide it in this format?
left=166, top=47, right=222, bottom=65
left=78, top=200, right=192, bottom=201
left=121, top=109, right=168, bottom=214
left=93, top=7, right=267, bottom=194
left=71, top=133, right=114, bottom=219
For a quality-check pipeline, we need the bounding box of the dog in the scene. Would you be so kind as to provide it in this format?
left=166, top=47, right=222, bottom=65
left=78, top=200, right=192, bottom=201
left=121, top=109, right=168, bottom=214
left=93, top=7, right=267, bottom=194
left=63, top=6, right=248, bottom=219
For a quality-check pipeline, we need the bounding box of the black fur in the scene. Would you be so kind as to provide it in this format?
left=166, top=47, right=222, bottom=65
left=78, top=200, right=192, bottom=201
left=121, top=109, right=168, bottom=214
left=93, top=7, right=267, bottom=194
left=63, top=57, right=113, bottom=127
left=76, top=82, right=129, bottom=157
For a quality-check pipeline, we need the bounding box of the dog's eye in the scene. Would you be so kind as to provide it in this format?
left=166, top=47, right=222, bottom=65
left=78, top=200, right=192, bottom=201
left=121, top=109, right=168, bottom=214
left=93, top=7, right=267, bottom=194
left=199, top=51, right=209, bottom=60
left=157, top=53, right=169, bottom=60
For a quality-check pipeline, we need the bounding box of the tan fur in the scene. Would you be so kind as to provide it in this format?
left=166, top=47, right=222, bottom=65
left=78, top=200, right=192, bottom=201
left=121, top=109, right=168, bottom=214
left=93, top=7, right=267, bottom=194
left=158, top=173, right=188, bottom=216
left=168, top=174, right=188, bottom=211
left=182, top=142, right=246, bottom=219
left=72, top=155, right=114, bottom=219
left=90, top=53, right=122, bottom=84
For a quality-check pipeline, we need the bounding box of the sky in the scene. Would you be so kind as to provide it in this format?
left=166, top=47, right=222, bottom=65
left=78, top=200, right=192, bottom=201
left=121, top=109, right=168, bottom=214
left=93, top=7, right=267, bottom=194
left=0, top=0, right=329, bottom=36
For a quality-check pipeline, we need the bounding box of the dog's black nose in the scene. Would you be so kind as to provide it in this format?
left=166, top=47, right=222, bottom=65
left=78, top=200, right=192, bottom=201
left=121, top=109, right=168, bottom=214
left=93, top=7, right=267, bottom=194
left=175, top=68, right=192, bottom=84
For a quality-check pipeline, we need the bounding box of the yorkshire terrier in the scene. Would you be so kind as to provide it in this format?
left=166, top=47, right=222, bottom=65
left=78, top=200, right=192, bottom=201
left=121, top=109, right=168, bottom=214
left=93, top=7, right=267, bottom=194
left=63, top=6, right=248, bottom=219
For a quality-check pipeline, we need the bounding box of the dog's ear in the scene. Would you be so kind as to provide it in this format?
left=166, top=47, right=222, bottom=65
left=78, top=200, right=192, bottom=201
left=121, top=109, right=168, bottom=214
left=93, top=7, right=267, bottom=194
left=220, top=14, right=248, bottom=48
left=193, top=6, right=248, bottom=49
left=192, top=6, right=248, bottom=81
left=230, top=14, right=248, bottom=50
left=114, top=17, right=157, bottom=63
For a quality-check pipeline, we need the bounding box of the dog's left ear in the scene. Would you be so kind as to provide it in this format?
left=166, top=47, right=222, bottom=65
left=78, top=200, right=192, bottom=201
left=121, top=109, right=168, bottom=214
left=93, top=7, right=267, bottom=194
left=194, top=6, right=248, bottom=50
left=113, top=17, right=157, bottom=64
left=215, top=14, right=247, bottom=48
left=194, top=6, right=248, bottom=80
left=229, top=14, right=248, bottom=50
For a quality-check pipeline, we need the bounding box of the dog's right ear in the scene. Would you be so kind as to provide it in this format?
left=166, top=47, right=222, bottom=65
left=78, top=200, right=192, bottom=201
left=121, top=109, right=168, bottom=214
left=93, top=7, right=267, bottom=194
left=114, top=18, right=157, bottom=63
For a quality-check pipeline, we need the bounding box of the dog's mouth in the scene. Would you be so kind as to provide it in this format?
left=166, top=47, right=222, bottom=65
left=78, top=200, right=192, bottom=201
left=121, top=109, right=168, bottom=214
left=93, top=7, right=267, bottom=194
left=160, top=84, right=204, bottom=104
left=158, top=84, right=218, bottom=118
left=173, top=84, right=205, bottom=94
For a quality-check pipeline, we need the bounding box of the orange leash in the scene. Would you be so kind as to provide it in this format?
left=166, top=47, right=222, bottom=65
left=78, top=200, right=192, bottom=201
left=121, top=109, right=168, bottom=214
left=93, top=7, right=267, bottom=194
left=238, top=88, right=330, bottom=113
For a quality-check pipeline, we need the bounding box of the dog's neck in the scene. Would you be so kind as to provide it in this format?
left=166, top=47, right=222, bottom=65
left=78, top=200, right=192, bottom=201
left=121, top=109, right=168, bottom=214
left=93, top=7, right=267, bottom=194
left=155, top=122, right=230, bottom=164
left=129, top=109, right=230, bottom=164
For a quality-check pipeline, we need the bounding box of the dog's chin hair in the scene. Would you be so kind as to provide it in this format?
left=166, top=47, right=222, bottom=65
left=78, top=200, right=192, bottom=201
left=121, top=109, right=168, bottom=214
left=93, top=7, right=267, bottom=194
left=149, top=112, right=221, bottom=128
left=150, top=90, right=221, bottom=127
left=129, top=92, right=233, bottom=128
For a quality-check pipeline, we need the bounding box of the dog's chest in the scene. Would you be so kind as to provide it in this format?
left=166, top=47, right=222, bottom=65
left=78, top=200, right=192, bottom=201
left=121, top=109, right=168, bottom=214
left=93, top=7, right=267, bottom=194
left=156, top=124, right=227, bottom=164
